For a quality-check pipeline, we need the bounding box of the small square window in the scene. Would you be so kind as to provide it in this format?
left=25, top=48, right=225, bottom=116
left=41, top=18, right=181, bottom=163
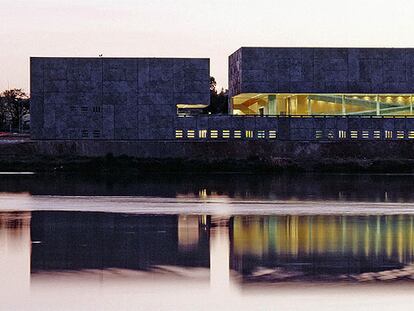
left=268, top=130, right=277, bottom=139
left=397, top=131, right=405, bottom=139
left=315, top=130, right=323, bottom=139
left=234, top=130, right=242, bottom=139
left=385, top=130, right=393, bottom=139
left=257, top=130, right=265, bottom=139
left=350, top=130, right=358, bottom=139
left=210, top=130, right=218, bottom=139
left=175, top=130, right=183, bottom=139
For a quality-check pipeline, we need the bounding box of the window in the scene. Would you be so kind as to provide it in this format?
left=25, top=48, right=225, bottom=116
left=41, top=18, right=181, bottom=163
left=385, top=130, right=393, bottom=139
left=92, top=106, right=102, bottom=113
left=338, top=130, right=347, bottom=139
left=257, top=130, right=265, bottom=139
left=210, top=130, right=218, bottom=139
left=315, top=130, right=323, bottom=139
left=187, top=130, right=195, bottom=138
left=175, top=130, right=183, bottom=138
left=70, top=106, right=77, bottom=112
left=268, top=130, right=277, bottom=139
left=350, top=130, right=358, bottom=139
left=373, top=130, right=381, bottom=139
left=81, top=106, right=88, bottom=113
left=234, top=130, right=242, bottom=138
left=93, top=130, right=101, bottom=138
left=327, top=130, right=334, bottom=139
left=81, top=130, right=88, bottom=138
left=397, top=131, right=405, bottom=139
left=199, top=130, right=207, bottom=138
left=245, top=130, right=253, bottom=138
left=362, top=131, right=369, bottom=139
left=409, top=131, right=414, bottom=139
left=222, top=130, right=230, bottom=138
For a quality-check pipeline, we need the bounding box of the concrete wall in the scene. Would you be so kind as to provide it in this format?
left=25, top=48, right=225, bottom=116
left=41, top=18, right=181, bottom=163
left=30, top=57, right=210, bottom=140
left=229, top=47, right=414, bottom=98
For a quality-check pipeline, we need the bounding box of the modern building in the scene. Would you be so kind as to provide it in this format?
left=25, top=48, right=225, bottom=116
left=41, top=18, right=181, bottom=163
left=31, top=48, right=414, bottom=142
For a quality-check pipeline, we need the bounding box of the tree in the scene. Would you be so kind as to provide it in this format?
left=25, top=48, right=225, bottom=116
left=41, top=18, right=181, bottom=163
left=0, top=89, right=29, bottom=131
left=204, top=76, right=228, bottom=114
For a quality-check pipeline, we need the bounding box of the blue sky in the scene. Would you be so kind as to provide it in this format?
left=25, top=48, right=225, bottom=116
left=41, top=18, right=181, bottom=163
left=1, top=0, right=414, bottom=92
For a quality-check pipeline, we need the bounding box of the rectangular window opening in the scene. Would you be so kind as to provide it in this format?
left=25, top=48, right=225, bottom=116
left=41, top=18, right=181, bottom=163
left=222, top=130, right=230, bottom=139
left=373, top=130, right=381, bottom=139
left=397, top=130, right=405, bottom=139
left=234, top=130, right=242, bottom=139
left=385, top=130, right=393, bottom=139
left=210, top=130, right=218, bottom=139
left=187, top=130, right=195, bottom=139
left=257, top=130, right=265, bottom=139
left=199, top=130, right=207, bottom=138
left=338, top=130, right=347, bottom=139
left=175, top=130, right=183, bottom=139
left=315, top=130, right=323, bottom=139
left=245, top=130, right=254, bottom=138
left=362, top=131, right=369, bottom=139
left=350, top=130, right=358, bottom=139
left=268, top=130, right=277, bottom=139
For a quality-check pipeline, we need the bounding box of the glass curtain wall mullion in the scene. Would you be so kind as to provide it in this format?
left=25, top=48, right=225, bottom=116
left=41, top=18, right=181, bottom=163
left=231, top=94, right=414, bottom=116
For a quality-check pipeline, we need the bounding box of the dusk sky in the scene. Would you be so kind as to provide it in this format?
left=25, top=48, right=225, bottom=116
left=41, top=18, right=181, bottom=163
left=2, top=0, right=414, bottom=92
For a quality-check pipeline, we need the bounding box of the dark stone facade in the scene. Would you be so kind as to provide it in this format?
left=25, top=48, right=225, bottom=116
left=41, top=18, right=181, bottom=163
left=229, top=47, right=414, bottom=99
left=30, top=57, right=210, bottom=140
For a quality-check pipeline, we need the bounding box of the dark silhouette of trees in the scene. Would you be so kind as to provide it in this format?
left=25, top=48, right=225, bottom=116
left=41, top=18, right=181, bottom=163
left=204, top=76, right=228, bottom=114
left=0, top=89, right=29, bottom=131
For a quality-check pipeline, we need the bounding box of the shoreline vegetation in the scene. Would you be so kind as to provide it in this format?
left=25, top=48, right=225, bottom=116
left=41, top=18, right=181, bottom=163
left=2, top=154, right=414, bottom=174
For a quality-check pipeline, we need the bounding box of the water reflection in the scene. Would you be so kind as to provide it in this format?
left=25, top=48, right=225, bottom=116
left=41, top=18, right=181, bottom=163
left=0, top=211, right=412, bottom=285
left=3, top=173, right=414, bottom=202
left=231, top=215, right=414, bottom=282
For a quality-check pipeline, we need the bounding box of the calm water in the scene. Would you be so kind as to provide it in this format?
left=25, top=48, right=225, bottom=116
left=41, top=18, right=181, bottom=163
left=2, top=173, right=414, bottom=310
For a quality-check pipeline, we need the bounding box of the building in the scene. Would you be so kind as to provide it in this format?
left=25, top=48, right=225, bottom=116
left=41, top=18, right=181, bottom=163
left=31, top=48, right=414, bottom=142
left=30, top=57, right=209, bottom=140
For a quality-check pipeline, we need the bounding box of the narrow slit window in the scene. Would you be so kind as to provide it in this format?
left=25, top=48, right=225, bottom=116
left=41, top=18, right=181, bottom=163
left=245, top=130, right=253, bottom=138
left=408, top=131, right=414, bottom=139
left=222, top=130, right=230, bottom=138
left=350, top=130, right=358, bottom=139
left=362, top=131, right=369, bottom=139
left=338, top=130, right=347, bottom=139
left=385, top=130, right=393, bottom=139
left=315, top=130, right=323, bottom=139
left=199, top=130, right=207, bottom=138
left=397, top=131, right=405, bottom=139
left=257, top=130, right=265, bottom=139
left=210, top=130, right=218, bottom=139
left=187, top=130, right=195, bottom=138
left=268, top=130, right=277, bottom=139
left=234, top=130, right=242, bottom=139
left=373, top=130, right=381, bottom=139
left=175, top=130, right=183, bottom=139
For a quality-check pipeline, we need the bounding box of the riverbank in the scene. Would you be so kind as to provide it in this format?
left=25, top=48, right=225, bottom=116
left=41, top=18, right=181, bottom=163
left=2, top=138, right=414, bottom=173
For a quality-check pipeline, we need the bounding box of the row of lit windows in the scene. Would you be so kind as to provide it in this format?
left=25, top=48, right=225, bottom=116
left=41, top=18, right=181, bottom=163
left=175, top=129, right=277, bottom=139
left=316, top=130, right=414, bottom=139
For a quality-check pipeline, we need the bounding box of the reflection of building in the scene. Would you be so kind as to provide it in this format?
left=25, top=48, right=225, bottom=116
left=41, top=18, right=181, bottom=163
left=230, top=215, right=414, bottom=280
left=0, top=212, right=31, bottom=295
left=30, top=212, right=210, bottom=272
left=31, top=48, right=414, bottom=144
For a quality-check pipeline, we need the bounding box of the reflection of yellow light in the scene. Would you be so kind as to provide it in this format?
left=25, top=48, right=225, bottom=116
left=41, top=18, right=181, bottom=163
left=199, top=189, right=207, bottom=199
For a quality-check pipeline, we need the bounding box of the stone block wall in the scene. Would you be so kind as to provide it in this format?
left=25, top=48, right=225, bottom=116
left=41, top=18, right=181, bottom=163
left=30, top=57, right=210, bottom=140
left=229, top=47, right=414, bottom=97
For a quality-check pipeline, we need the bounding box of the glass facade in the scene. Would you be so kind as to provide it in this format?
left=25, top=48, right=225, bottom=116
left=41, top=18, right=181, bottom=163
left=232, top=93, right=414, bottom=116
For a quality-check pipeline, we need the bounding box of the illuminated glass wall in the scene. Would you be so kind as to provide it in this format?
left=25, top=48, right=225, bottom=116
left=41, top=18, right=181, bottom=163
left=232, top=94, right=414, bottom=116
